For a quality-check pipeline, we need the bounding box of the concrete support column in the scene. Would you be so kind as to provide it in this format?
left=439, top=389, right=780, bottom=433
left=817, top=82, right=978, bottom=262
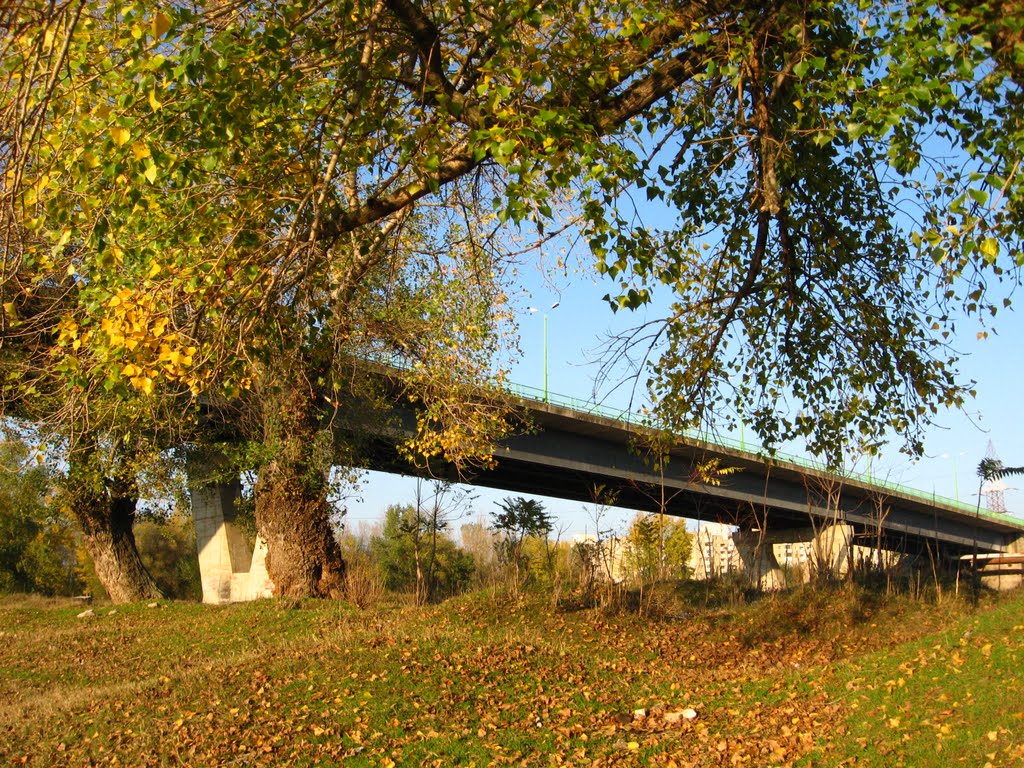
left=732, top=531, right=786, bottom=590
left=811, top=523, right=854, bottom=579
left=189, top=465, right=274, bottom=604
left=978, top=535, right=1024, bottom=591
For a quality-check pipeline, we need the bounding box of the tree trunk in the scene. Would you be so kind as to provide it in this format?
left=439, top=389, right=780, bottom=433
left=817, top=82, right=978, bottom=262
left=66, top=473, right=161, bottom=604
left=255, top=462, right=346, bottom=599
left=251, top=356, right=348, bottom=600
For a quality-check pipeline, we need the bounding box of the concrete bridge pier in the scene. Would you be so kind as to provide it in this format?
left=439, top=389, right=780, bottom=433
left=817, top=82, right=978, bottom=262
left=732, top=531, right=786, bottom=590
left=189, top=471, right=274, bottom=604
left=811, top=523, right=854, bottom=579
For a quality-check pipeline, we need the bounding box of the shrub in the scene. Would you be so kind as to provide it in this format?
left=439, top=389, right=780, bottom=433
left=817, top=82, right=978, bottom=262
left=0, top=438, right=84, bottom=596
left=134, top=515, right=201, bottom=600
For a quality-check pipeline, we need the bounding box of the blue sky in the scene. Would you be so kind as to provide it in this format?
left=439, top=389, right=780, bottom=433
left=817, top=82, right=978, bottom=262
left=345, top=252, right=1024, bottom=538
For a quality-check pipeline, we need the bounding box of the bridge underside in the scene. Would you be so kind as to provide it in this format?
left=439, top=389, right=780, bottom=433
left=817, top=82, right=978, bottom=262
left=189, top=395, right=1024, bottom=603
left=364, top=400, right=1023, bottom=558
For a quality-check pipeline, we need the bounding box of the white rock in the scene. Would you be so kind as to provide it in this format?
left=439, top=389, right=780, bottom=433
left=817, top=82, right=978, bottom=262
left=664, top=708, right=699, bottom=724
left=633, top=708, right=647, bottom=720
left=77, top=609, right=95, bottom=619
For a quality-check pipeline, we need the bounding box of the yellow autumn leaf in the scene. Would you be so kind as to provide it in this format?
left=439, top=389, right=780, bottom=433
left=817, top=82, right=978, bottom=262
left=132, top=143, right=150, bottom=161
left=121, top=363, right=140, bottom=378
left=111, top=126, right=130, bottom=146
left=130, top=375, right=154, bottom=395
left=147, top=260, right=161, bottom=278
left=148, top=89, right=161, bottom=112
left=980, top=237, right=999, bottom=261
left=152, top=11, right=172, bottom=39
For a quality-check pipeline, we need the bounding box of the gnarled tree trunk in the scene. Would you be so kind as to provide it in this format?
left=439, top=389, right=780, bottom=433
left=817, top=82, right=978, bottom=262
left=252, top=376, right=346, bottom=599
left=255, top=462, right=346, bottom=598
left=65, top=462, right=161, bottom=603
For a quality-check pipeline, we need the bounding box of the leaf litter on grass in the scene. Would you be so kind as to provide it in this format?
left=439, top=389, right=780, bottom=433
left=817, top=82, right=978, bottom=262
left=1, top=584, right=1020, bottom=767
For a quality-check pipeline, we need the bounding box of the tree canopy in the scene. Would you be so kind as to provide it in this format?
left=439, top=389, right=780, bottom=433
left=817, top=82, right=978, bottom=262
left=2, top=0, right=1022, bottom=472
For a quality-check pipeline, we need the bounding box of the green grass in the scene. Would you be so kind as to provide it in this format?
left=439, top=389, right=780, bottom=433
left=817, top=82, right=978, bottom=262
left=1, top=584, right=1023, bottom=766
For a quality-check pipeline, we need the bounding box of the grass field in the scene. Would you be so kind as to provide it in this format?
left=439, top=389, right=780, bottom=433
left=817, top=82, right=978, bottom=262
left=2, top=582, right=1024, bottom=767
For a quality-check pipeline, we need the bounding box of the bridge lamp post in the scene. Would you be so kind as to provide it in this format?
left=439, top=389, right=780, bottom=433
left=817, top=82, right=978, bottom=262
left=940, top=451, right=967, bottom=502
left=727, top=374, right=746, bottom=450
left=527, top=301, right=560, bottom=402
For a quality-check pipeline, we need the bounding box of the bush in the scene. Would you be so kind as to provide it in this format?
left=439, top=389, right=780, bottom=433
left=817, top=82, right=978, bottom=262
left=371, top=504, right=474, bottom=602
left=0, top=438, right=84, bottom=596
left=134, top=516, right=201, bottom=600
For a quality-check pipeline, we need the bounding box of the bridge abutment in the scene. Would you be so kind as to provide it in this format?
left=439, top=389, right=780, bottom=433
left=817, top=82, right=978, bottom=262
left=976, top=534, right=1024, bottom=591
left=190, top=472, right=274, bottom=604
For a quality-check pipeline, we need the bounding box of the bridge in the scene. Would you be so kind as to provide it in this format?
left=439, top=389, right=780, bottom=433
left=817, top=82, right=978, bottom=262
left=190, top=382, right=1024, bottom=603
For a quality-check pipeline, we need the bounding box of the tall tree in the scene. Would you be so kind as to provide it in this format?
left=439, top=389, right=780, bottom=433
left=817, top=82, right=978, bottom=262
left=3, top=0, right=1021, bottom=598
left=586, top=1, right=1023, bottom=463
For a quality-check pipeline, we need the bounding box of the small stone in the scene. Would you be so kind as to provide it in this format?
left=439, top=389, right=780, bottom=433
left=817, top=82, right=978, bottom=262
left=107, top=610, right=117, bottom=616
left=633, top=708, right=647, bottom=720
left=147, top=602, right=159, bottom=609
left=664, top=708, right=699, bottom=724
left=77, top=609, right=95, bottom=619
